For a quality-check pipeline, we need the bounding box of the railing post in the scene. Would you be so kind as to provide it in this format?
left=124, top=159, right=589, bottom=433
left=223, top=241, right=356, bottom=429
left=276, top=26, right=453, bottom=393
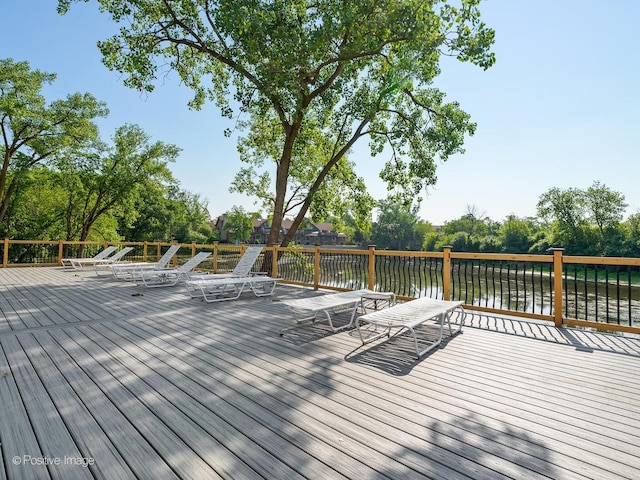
left=550, top=247, right=565, bottom=328
left=58, top=240, right=64, bottom=266
left=143, top=241, right=148, bottom=262
left=313, top=244, right=321, bottom=290
left=213, top=242, right=219, bottom=273
left=442, top=246, right=452, bottom=300
left=172, top=243, right=178, bottom=266
left=3, top=238, right=9, bottom=268
left=368, top=245, right=376, bottom=291
left=191, top=242, right=196, bottom=258
left=271, top=246, right=279, bottom=278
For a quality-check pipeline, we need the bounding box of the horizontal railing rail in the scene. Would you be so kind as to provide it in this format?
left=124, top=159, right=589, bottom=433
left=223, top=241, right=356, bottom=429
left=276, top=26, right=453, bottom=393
left=2, top=239, right=639, bottom=334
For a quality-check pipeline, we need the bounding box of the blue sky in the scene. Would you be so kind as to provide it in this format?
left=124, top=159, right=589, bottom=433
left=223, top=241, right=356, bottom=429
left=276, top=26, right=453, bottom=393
left=2, top=0, right=639, bottom=225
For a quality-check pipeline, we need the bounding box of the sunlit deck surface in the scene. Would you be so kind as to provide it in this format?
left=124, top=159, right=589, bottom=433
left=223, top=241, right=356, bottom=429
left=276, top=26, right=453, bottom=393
left=1, top=267, right=640, bottom=480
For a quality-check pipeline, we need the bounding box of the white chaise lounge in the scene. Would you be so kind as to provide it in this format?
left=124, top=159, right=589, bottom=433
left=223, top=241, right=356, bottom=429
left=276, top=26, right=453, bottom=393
left=189, top=246, right=264, bottom=281
left=278, top=289, right=396, bottom=335
left=65, top=246, right=133, bottom=270
left=135, top=251, right=211, bottom=288
left=89, top=247, right=134, bottom=273
left=185, top=275, right=279, bottom=302
left=61, top=245, right=118, bottom=268
left=108, top=244, right=182, bottom=279
left=355, top=297, right=466, bottom=358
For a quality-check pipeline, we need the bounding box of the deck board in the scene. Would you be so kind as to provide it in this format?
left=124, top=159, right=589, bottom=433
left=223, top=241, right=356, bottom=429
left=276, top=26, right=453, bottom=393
left=15, top=333, right=135, bottom=480
left=76, top=324, right=314, bottom=480
left=1, top=267, right=640, bottom=479
left=0, top=340, right=48, bottom=480
left=2, top=336, right=91, bottom=480
left=45, top=327, right=221, bottom=480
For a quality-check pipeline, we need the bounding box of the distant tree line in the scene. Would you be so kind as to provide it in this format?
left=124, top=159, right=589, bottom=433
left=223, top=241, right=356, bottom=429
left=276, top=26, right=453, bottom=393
left=366, top=182, right=640, bottom=257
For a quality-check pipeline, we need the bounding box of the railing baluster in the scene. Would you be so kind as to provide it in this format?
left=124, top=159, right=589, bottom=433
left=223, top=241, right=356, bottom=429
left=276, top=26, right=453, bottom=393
left=604, top=265, right=610, bottom=323
left=563, top=267, right=568, bottom=322
left=576, top=265, right=581, bottom=319
left=455, top=260, right=461, bottom=302
left=499, top=260, right=504, bottom=310
left=628, top=266, right=633, bottom=326
left=514, top=262, right=520, bottom=311
left=594, top=265, right=599, bottom=322
left=434, top=257, right=441, bottom=299
left=506, top=262, right=512, bottom=309
left=491, top=261, right=496, bottom=309
left=469, top=259, right=475, bottom=306
left=616, top=266, right=621, bottom=325
left=526, top=261, right=532, bottom=313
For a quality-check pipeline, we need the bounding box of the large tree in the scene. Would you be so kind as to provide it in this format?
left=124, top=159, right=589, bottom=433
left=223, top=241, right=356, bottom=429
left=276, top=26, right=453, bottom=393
left=0, top=58, right=108, bottom=227
left=1, top=166, right=69, bottom=240
left=59, top=0, right=494, bottom=246
left=498, top=214, right=534, bottom=254
left=223, top=205, right=260, bottom=243
left=59, top=124, right=179, bottom=243
left=584, top=181, right=627, bottom=254
left=621, top=212, right=640, bottom=257
left=537, top=186, right=589, bottom=254
left=372, top=198, right=431, bottom=251
left=536, top=182, right=627, bottom=256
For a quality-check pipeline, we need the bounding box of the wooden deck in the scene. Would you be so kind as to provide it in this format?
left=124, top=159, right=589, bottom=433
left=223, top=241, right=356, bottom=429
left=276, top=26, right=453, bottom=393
left=1, top=267, right=639, bottom=480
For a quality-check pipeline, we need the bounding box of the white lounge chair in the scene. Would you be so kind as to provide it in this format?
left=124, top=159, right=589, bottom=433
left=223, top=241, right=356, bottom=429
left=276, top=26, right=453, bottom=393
left=108, top=244, right=182, bottom=279
left=355, top=297, right=466, bottom=358
left=90, top=247, right=135, bottom=273
left=185, top=275, right=279, bottom=302
left=189, top=246, right=264, bottom=281
left=61, top=245, right=118, bottom=268
left=278, top=289, right=396, bottom=335
left=135, top=251, right=211, bottom=288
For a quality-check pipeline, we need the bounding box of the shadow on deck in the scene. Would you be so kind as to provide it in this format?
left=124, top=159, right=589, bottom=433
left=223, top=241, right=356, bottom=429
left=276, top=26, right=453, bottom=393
left=0, top=267, right=639, bottom=479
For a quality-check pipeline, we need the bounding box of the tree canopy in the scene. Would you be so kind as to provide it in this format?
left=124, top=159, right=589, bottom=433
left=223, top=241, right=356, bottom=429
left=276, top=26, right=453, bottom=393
left=537, top=181, right=628, bottom=256
left=59, top=0, right=495, bottom=246
left=223, top=205, right=260, bottom=243
left=59, top=123, right=180, bottom=242
left=372, top=198, right=433, bottom=251
left=0, top=58, right=108, bottom=226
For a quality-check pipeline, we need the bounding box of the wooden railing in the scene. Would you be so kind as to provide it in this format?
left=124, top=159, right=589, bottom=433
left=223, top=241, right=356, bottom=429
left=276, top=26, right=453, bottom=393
left=2, top=239, right=640, bottom=334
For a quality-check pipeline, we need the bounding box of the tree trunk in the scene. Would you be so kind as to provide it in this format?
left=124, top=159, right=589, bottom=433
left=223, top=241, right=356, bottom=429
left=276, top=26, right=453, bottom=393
left=0, top=177, right=19, bottom=226
left=77, top=223, right=94, bottom=258
left=281, top=203, right=312, bottom=248
left=266, top=122, right=301, bottom=247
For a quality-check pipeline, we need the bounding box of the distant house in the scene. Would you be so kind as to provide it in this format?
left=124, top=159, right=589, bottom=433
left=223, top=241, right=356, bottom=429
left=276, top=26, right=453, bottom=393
left=213, top=215, right=232, bottom=243
left=214, top=215, right=346, bottom=245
